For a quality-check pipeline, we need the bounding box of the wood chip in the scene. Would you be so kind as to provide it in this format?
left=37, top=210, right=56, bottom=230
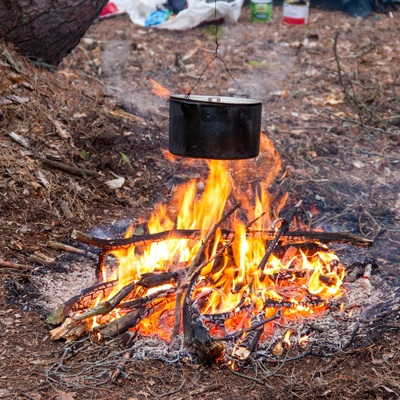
left=36, top=170, right=50, bottom=189
left=49, top=117, right=72, bottom=140
left=103, top=108, right=147, bottom=126
left=8, top=131, right=30, bottom=149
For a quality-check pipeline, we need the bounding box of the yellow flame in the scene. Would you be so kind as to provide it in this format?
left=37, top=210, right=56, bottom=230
left=85, top=135, right=345, bottom=343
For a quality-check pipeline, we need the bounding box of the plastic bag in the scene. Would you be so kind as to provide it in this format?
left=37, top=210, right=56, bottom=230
left=158, top=0, right=244, bottom=30
left=106, top=0, right=243, bottom=29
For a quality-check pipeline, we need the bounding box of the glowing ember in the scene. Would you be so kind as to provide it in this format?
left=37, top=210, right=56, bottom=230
left=76, top=135, right=345, bottom=359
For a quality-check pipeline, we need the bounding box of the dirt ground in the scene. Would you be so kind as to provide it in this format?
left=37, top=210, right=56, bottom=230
left=1, top=4, right=400, bottom=399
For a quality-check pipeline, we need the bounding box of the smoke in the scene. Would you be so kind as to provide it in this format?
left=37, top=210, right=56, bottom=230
left=101, top=40, right=167, bottom=118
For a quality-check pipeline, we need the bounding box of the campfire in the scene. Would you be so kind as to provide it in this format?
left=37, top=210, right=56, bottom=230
left=47, top=135, right=373, bottom=370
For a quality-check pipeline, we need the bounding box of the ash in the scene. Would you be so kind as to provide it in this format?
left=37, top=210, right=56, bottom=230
left=128, top=336, right=192, bottom=364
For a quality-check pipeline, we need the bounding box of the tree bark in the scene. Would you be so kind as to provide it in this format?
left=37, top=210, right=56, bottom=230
left=0, top=0, right=108, bottom=66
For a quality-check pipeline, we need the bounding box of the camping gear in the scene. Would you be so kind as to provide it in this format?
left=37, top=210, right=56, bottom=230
left=250, top=0, right=273, bottom=21
left=169, top=95, right=262, bottom=159
left=282, top=0, right=310, bottom=24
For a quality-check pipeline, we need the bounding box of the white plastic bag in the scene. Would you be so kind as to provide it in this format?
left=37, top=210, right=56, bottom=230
left=158, top=0, right=244, bottom=30
left=110, top=0, right=244, bottom=29
left=111, top=0, right=166, bottom=26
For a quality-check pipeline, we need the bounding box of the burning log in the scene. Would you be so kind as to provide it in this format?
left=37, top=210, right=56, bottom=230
left=46, top=280, right=118, bottom=325
left=50, top=317, right=87, bottom=341
left=47, top=272, right=180, bottom=326
left=94, top=307, right=148, bottom=339
left=70, top=226, right=372, bottom=282
left=232, top=312, right=266, bottom=361
left=258, top=201, right=302, bottom=271
left=71, top=281, right=137, bottom=323
left=72, top=228, right=373, bottom=252
left=71, top=226, right=372, bottom=278
left=178, top=204, right=241, bottom=361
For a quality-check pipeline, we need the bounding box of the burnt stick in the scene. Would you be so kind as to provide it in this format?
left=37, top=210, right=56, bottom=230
left=72, top=227, right=373, bottom=253
left=232, top=312, right=265, bottom=360
left=173, top=202, right=242, bottom=339
left=213, top=310, right=281, bottom=341
left=46, top=280, right=118, bottom=325
left=71, top=271, right=179, bottom=322
left=258, top=201, right=302, bottom=271
left=72, top=281, right=136, bottom=322
left=94, top=307, right=148, bottom=338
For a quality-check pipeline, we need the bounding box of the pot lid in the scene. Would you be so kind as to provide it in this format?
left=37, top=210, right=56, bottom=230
left=170, top=94, right=261, bottom=106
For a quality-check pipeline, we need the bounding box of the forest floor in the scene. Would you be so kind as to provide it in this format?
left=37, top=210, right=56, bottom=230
left=0, top=4, right=400, bottom=400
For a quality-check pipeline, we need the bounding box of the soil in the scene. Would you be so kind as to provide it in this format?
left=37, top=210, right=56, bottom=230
left=1, top=5, right=400, bottom=400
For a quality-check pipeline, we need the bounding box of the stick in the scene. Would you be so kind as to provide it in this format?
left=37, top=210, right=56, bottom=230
left=71, top=227, right=373, bottom=253
left=173, top=202, right=241, bottom=339
left=232, top=312, right=265, bottom=360
left=72, top=281, right=136, bottom=322
left=95, top=307, right=147, bottom=338
left=47, top=241, right=96, bottom=259
left=214, top=310, right=281, bottom=341
left=0, top=259, right=35, bottom=271
left=258, top=201, right=302, bottom=271
left=46, top=280, right=119, bottom=325
left=43, top=159, right=98, bottom=178
left=29, top=254, right=56, bottom=267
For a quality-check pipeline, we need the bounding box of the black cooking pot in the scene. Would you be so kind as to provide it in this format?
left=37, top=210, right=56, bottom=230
left=169, top=94, right=262, bottom=159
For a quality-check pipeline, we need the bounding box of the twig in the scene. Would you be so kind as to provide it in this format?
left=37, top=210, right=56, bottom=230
left=0, top=259, right=35, bottom=270
left=158, top=378, right=186, bottom=398
left=43, top=159, right=98, bottom=178
left=227, top=367, right=264, bottom=385
left=189, top=384, right=223, bottom=396
left=47, top=241, right=96, bottom=259
left=257, top=201, right=302, bottom=271
left=214, top=310, right=281, bottom=341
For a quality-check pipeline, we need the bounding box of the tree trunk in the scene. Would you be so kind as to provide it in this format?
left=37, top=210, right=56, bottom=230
left=0, top=0, right=108, bottom=66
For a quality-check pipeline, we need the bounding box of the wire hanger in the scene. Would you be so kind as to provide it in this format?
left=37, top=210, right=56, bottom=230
left=185, top=0, right=243, bottom=97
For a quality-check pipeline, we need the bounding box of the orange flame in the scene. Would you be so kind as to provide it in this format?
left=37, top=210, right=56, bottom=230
left=149, top=77, right=172, bottom=99
left=85, top=135, right=345, bottom=350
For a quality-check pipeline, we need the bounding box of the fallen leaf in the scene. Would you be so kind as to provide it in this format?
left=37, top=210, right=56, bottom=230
left=106, top=177, right=125, bottom=189
left=55, top=390, right=76, bottom=400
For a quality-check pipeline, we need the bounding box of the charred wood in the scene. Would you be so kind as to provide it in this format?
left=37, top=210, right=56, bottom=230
left=232, top=312, right=265, bottom=360
left=72, top=227, right=372, bottom=256
left=258, top=201, right=302, bottom=271
left=46, top=280, right=118, bottom=325
left=94, top=307, right=147, bottom=339
left=71, top=282, right=136, bottom=323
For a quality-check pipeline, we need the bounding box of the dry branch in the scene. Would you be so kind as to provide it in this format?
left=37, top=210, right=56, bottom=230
left=257, top=201, right=302, bottom=271
left=0, top=259, right=35, bottom=271
left=177, top=202, right=241, bottom=341
left=72, top=228, right=373, bottom=253
left=43, top=159, right=99, bottom=177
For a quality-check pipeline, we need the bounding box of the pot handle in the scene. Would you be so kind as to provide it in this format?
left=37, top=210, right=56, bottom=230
left=180, top=102, right=190, bottom=119
left=196, top=104, right=212, bottom=121
left=179, top=102, right=212, bottom=121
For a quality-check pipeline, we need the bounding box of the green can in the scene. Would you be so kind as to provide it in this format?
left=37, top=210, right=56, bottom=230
left=251, top=0, right=273, bottom=22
